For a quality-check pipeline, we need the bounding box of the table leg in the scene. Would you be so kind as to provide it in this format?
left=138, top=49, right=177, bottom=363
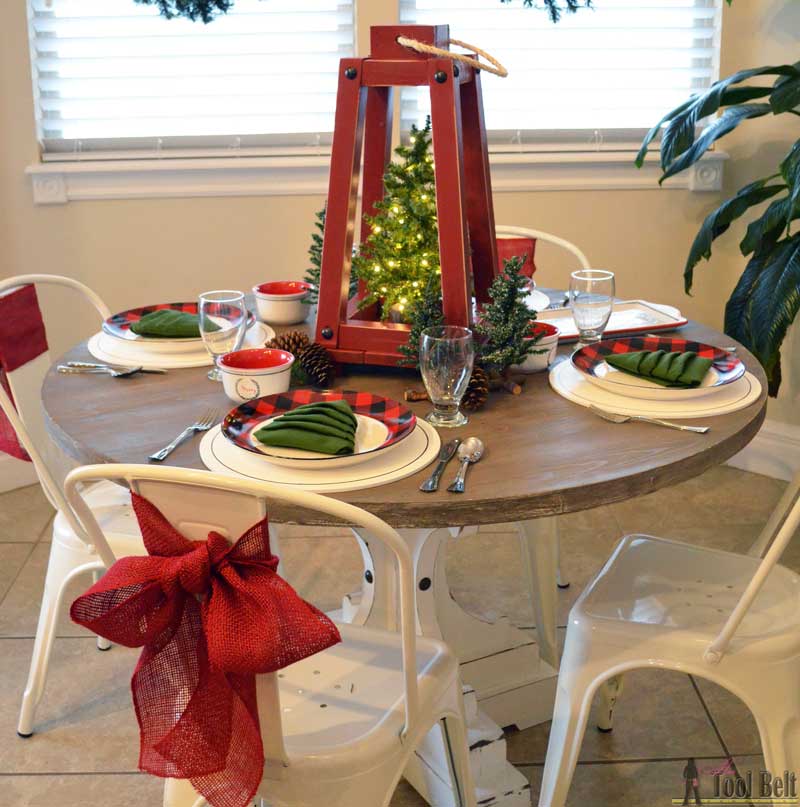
left=338, top=525, right=558, bottom=807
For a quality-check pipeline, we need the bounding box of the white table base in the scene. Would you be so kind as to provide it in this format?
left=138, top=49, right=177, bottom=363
left=324, top=519, right=560, bottom=807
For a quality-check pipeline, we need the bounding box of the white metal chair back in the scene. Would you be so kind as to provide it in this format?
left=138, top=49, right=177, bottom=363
left=704, top=469, right=800, bottom=664
left=63, top=463, right=421, bottom=760
left=495, top=225, right=591, bottom=272
left=0, top=275, right=111, bottom=510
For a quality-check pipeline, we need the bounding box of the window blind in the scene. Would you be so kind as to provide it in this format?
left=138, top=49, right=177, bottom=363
left=28, top=0, right=354, bottom=158
left=399, top=0, right=722, bottom=149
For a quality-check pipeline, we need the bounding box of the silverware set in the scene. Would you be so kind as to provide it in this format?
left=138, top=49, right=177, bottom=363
left=420, top=436, right=485, bottom=493
left=57, top=361, right=167, bottom=378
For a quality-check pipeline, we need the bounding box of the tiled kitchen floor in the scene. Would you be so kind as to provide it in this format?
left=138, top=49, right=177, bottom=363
left=0, top=466, right=789, bottom=806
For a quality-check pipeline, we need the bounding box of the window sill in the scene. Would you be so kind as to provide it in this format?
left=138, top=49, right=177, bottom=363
left=26, top=149, right=727, bottom=205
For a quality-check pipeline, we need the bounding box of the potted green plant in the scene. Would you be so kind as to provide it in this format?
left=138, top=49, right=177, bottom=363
left=636, top=0, right=800, bottom=394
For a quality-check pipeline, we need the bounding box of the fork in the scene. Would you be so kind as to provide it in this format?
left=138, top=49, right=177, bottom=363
left=66, top=361, right=167, bottom=375
left=58, top=364, right=147, bottom=378
left=589, top=405, right=710, bottom=434
left=148, top=409, right=220, bottom=462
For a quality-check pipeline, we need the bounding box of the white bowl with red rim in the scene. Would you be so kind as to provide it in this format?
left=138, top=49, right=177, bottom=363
left=253, top=281, right=313, bottom=325
left=511, top=321, right=560, bottom=374
left=217, top=348, right=294, bottom=403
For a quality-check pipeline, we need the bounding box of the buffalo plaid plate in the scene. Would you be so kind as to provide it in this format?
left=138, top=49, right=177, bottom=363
left=222, top=389, right=417, bottom=462
left=572, top=335, right=745, bottom=394
left=103, top=302, right=255, bottom=342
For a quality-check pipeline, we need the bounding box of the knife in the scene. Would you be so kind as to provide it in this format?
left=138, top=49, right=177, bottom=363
left=419, top=439, right=460, bottom=492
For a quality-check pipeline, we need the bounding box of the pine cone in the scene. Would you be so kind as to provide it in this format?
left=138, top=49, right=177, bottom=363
left=265, top=329, right=310, bottom=357
left=461, top=366, right=489, bottom=412
left=297, top=342, right=336, bottom=388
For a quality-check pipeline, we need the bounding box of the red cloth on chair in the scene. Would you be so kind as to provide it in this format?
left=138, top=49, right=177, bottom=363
left=0, top=285, right=49, bottom=461
left=70, top=494, right=341, bottom=807
left=496, top=236, right=537, bottom=278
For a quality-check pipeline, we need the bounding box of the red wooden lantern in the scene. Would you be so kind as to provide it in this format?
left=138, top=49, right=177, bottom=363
left=315, top=25, right=501, bottom=366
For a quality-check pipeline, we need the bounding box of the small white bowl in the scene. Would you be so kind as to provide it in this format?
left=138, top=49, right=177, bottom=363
left=217, top=348, right=294, bottom=403
left=511, top=322, right=560, bottom=374
left=253, top=281, right=313, bottom=325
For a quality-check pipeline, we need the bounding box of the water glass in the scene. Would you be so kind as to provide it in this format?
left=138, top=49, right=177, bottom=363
left=569, top=270, right=615, bottom=344
left=199, top=290, right=248, bottom=381
left=419, top=326, right=474, bottom=428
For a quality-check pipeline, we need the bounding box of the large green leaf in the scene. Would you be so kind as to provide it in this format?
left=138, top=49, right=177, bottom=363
left=771, top=73, right=800, bottom=114
left=684, top=177, right=785, bottom=292
left=661, top=104, right=773, bottom=182
left=635, top=64, right=798, bottom=169
left=725, top=234, right=800, bottom=391
left=740, top=194, right=794, bottom=256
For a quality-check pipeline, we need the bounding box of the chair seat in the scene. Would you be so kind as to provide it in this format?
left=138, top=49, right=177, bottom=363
left=279, top=623, right=455, bottom=765
left=52, top=479, right=143, bottom=557
left=578, top=534, right=800, bottom=643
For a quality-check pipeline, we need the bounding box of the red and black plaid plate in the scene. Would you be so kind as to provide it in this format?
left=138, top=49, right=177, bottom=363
left=103, top=302, right=255, bottom=341
left=222, top=389, right=417, bottom=459
left=572, top=335, right=744, bottom=388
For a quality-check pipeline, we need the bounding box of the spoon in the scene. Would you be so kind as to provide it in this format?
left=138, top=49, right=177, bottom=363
left=447, top=437, right=484, bottom=494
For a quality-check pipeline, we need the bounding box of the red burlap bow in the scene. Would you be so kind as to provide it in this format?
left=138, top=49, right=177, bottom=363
left=0, top=284, right=49, bottom=461
left=70, top=493, right=341, bottom=807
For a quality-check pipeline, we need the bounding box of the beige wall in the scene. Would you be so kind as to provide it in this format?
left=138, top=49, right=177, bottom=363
left=1, top=0, right=797, bottom=423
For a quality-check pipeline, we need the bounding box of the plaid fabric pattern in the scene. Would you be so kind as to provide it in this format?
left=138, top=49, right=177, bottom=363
left=573, top=336, right=742, bottom=377
left=105, top=302, right=254, bottom=337
left=223, top=389, right=416, bottom=457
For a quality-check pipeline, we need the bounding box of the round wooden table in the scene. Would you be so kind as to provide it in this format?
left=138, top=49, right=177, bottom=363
left=44, top=320, right=765, bottom=528
left=42, top=319, right=766, bottom=807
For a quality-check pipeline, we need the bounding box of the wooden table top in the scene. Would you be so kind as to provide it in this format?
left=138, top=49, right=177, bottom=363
left=43, top=317, right=767, bottom=528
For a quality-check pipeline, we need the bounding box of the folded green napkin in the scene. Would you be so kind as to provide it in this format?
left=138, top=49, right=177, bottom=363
left=606, top=350, right=713, bottom=388
left=130, top=309, right=219, bottom=339
left=289, top=400, right=357, bottom=428
left=254, top=400, right=357, bottom=456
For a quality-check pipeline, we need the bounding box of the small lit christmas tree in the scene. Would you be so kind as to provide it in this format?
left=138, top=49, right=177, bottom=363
left=352, top=119, right=439, bottom=320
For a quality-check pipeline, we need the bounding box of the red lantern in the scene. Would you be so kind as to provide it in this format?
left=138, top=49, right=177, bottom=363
left=315, top=25, right=501, bottom=366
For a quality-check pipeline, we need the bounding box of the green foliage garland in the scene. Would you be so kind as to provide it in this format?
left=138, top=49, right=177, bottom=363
left=134, top=0, right=232, bottom=22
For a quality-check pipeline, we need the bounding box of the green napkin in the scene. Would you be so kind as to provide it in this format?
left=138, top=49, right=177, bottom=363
left=254, top=399, right=357, bottom=456
left=606, top=350, right=713, bottom=388
left=130, top=309, right=219, bottom=339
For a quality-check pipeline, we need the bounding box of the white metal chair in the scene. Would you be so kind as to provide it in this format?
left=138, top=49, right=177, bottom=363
left=63, top=463, right=477, bottom=807
left=537, top=471, right=800, bottom=807
left=495, top=225, right=591, bottom=275
left=0, top=275, right=143, bottom=737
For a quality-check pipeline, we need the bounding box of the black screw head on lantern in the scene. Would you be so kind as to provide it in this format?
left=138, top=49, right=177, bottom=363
left=418, top=577, right=432, bottom=591
left=453, top=65, right=460, bottom=78
left=344, top=67, right=357, bottom=80
left=434, top=70, right=447, bottom=84
left=321, top=327, right=334, bottom=339
left=365, top=570, right=374, bottom=584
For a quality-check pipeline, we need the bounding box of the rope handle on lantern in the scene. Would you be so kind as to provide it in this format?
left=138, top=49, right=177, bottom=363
left=396, top=36, right=508, bottom=78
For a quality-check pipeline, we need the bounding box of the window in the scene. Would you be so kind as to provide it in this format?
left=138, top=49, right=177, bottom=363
left=400, top=0, right=723, bottom=149
left=28, top=0, right=354, bottom=159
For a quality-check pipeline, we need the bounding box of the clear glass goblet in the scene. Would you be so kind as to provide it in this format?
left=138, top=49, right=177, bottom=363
left=569, top=270, right=615, bottom=344
left=198, top=290, right=247, bottom=381
left=419, top=326, right=474, bottom=428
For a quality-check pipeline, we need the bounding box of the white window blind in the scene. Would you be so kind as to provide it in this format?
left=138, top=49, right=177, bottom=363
left=400, top=0, right=722, bottom=149
left=28, top=0, right=354, bottom=158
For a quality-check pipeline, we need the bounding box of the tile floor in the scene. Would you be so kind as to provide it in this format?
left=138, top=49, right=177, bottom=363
left=0, top=466, right=789, bottom=806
